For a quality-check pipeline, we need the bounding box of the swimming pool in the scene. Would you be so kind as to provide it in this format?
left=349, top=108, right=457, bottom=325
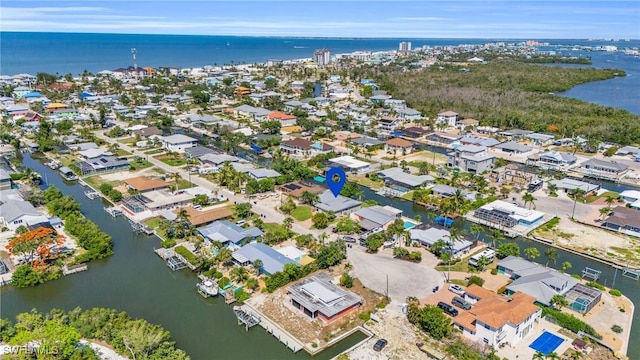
left=403, top=221, right=416, bottom=229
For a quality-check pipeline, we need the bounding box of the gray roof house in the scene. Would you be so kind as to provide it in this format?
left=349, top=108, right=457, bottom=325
left=431, top=184, right=477, bottom=201
left=185, top=146, right=217, bottom=159
left=602, top=206, right=640, bottom=238
left=538, top=151, right=577, bottom=165
left=232, top=242, right=295, bottom=275
left=581, top=159, right=628, bottom=174
left=199, top=153, right=241, bottom=166
left=0, top=169, right=11, bottom=190
left=314, top=190, right=362, bottom=215
left=495, top=141, right=532, bottom=154
left=247, top=168, right=281, bottom=180
left=497, top=256, right=579, bottom=306
left=198, top=220, right=263, bottom=246
left=409, top=226, right=473, bottom=257
left=351, top=205, right=402, bottom=231
left=287, top=272, right=363, bottom=322
left=0, top=199, right=48, bottom=231
left=377, top=167, right=434, bottom=190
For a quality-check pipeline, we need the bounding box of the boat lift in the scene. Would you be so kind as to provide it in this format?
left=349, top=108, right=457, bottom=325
left=581, top=267, right=601, bottom=281
left=622, top=267, right=640, bottom=281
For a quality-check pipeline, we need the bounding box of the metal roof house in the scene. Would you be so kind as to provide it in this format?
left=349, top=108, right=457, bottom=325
left=0, top=199, right=48, bottom=231
left=351, top=205, right=402, bottom=232
left=409, top=226, right=473, bottom=257
left=602, top=206, right=640, bottom=238
left=580, top=159, right=628, bottom=175
left=377, top=167, right=434, bottom=190
left=314, top=190, right=362, bottom=215
left=287, top=272, right=363, bottom=323
left=232, top=242, right=295, bottom=275
left=199, top=220, right=263, bottom=247
left=495, top=141, right=532, bottom=154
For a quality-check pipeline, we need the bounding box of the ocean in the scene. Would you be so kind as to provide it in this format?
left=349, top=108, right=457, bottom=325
left=1, top=32, right=639, bottom=113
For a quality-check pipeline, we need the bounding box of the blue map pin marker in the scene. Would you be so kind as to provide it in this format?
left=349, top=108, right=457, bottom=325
left=326, top=167, right=346, bottom=197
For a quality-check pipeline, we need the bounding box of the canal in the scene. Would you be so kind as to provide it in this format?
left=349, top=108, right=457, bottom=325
left=0, top=153, right=366, bottom=360
left=358, top=186, right=640, bottom=357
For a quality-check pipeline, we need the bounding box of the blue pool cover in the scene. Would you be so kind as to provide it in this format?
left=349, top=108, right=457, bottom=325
left=529, top=331, right=564, bottom=355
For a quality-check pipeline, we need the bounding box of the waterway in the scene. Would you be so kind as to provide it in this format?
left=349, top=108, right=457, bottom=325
left=358, top=186, right=640, bottom=358
left=0, top=153, right=366, bottom=360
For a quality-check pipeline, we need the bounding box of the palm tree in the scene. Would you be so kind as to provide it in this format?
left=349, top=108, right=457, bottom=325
left=108, top=142, right=120, bottom=154
left=470, top=223, right=484, bottom=240
left=522, top=192, right=536, bottom=209
left=318, top=232, right=328, bottom=246
left=171, top=172, right=182, bottom=191
left=487, top=229, right=504, bottom=249
left=547, top=182, right=558, bottom=195
left=545, top=248, right=558, bottom=266
left=500, top=186, right=511, bottom=199
left=216, top=247, right=232, bottom=266
left=283, top=217, right=294, bottom=229
left=230, top=266, right=249, bottom=282
left=571, top=188, right=586, bottom=219
left=605, top=194, right=617, bottom=207
left=545, top=352, right=560, bottom=360
left=550, top=294, right=568, bottom=309
left=525, top=247, right=540, bottom=261
left=252, top=259, right=263, bottom=274
left=533, top=351, right=545, bottom=360
left=445, top=224, right=465, bottom=281
left=562, top=261, right=572, bottom=273
left=599, top=206, right=612, bottom=220
left=431, top=239, right=447, bottom=256
left=569, top=350, right=584, bottom=360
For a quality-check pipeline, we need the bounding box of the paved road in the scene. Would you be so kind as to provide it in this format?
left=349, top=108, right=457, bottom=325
left=95, top=131, right=319, bottom=236
left=347, top=245, right=444, bottom=308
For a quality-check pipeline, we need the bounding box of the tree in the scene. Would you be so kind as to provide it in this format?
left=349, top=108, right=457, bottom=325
left=487, top=229, right=505, bottom=249
left=445, top=224, right=465, bottom=281
left=431, top=239, right=447, bottom=256
left=417, top=305, right=451, bottom=340
left=334, top=217, right=360, bottom=234
left=525, top=247, right=540, bottom=261
left=497, top=242, right=520, bottom=259
left=259, top=120, right=282, bottom=134
left=470, top=223, right=483, bottom=240
left=365, top=232, right=385, bottom=253
left=279, top=196, right=296, bottom=214
left=253, top=259, right=263, bottom=274
left=604, top=194, right=617, bottom=207
left=562, top=261, right=572, bottom=273
left=599, top=206, right=612, bottom=220
left=339, top=273, right=353, bottom=288
left=522, top=192, right=536, bottom=209
left=235, top=203, right=252, bottom=219
left=230, top=266, right=249, bottom=283
left=570, top=188, right=586, bottom=219
left=545, top=248, right=558, bottom=265
left=467, top=275, right=485, bottom=287
left=216, top=247, right=232, bottom=266
left=475, top=256, right=493, bottom=271
left=300, top=190, right=320, bottom=205
left=245, top=277, right=259, bottom=291
left=283, top=217, right=294, bottom=229
left=5, top=227, right=64, bottom=267
left=340, top=181, right=363, bottom=199
left=500, top=186, right=511, bottom=199
left=193, top=194, right=210, bottom=206
left=170, top=172, right=182, bottom=191
left=550, top=294, right=568, bottom=309
left=311, top=212, right=329, bottom=229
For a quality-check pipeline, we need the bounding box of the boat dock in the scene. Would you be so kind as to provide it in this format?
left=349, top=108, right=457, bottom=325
left=129, top=219, right=154, bottom=235
left=154, top=247, right=190, bottom=271
left=62, top=263, right=88, bottom=276
left=104, top=207, right=123, bottom=217
left=233, top=305, right=261, bottom=330
left=236, top=304, right=304, bottom=353
left=197, top=275, right=219, bottom=298
left=84, top=190, right=101, bottom=200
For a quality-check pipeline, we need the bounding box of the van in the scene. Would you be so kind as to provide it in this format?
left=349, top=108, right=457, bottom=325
left=235, top=220, right=246, bottom=226
left=452, top=296, right=471, bottom=310
left=437, top=301, right=459, bottom=317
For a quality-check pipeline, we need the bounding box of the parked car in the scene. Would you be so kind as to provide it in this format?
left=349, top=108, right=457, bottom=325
left=448, top=284, right=465, bottom=296
left=343, top=236, right=356, bottom=243
left=373, top=339, right=388, bottom=352
left=437, top=301, right=459, bottom=317
left=235, top=220, right=246, bottom=226
left=452, top=296, right=472, bottom=310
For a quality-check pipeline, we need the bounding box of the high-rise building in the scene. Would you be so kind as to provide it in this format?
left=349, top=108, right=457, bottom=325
left=398, top=41, right=412, bottom=54
left=313, top=49, right=331, bottom=67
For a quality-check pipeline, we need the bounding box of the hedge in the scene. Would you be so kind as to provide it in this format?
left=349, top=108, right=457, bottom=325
left=175, top=245, right=198, bottom=266
left=542, top=307, right=601, bottom=339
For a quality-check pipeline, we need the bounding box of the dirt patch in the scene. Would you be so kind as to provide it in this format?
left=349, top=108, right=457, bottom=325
left=249, top=268, right=386, bottom=348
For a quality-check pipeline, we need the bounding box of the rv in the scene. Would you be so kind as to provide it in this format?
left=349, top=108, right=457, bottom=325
left=468, top=249, right=496, bottom=267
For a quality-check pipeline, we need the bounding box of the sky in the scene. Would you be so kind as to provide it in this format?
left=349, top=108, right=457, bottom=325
left=1, top=1, right=639, bottom=39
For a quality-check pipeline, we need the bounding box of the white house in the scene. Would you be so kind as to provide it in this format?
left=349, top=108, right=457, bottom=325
left=436, top=111, right=459, bottom=128
left=159, top=134, right=198, bottom=153
left=453, top=284, right=542, bottom=348
left=0, top=200, right=49, bottom=231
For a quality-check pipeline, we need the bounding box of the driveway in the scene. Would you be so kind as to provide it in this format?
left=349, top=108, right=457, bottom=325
left=347, top=245, right=444, bottom=310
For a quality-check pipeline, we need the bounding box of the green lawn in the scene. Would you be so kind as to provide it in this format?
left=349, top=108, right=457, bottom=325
left=144, top=217, right=163, bottom=229
left=144, top=148, right=165, bottom=155
left=262, top=222, right=286, bottom=233
left=83, top=175, right=121, bottom=190
left=157, top=156, right=187, bottom=167
left=291, top=206, right=312, bottom=221
left=117, top=138, right=138, bottom=145
left=401, top=191, right=415, bottom=200
left=129, top=158, right=153, bottom=170
left=176, top=179, right=195, bottom=190
left=115, top=149, right=132, bottom=157
left=356, top=177, right=384, bottom=190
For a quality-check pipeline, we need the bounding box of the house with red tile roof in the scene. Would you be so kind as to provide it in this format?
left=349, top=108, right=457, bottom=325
left=267, top=111, right=297, bottom=126
left=385, top=137, right=413, bottom=154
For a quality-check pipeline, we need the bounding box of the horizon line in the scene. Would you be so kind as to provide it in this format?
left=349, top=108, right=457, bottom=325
left=2, top=30, right=637, bottom=41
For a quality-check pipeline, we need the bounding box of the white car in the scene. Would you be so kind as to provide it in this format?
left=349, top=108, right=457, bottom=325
left=448, top=284, right=466, bottom=296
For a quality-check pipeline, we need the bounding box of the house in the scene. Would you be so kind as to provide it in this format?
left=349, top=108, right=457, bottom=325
left=280, top=138, right=313, bottom=157
left=44, top=102, right=69, bottom=113
left=122, top=190, right=195, bottom=213
left=580, top=159, right=628, bottom=175
left=409, top=226, right=472, bottom=257
left=0, top=200, right=48, bottom=231
left=615, top=146, right=640, bottom=157
left=309, top=141, right=334, bottom=155
left=385, top=138, right=413, bottom=155
left=328, top=155, right=371, bottom=174
left=75, top=156, right=129, bottom=175
left=602, top=206, right=640, bottom=238
left=456, top=118, right=479, bottom=130
left=5, top=104, right=29, bottom=117
left=276, top=245, right=308, bottom=263
left=185, top=146, right=217, bottom=159
left=200, top=220, right=263, bottom=247
left=123, top=176, right=171, bottom=193
left=525, top=133, right=555, bottom=145
left=132, top=126, right=163, bottom=138
left=232, top=242, right=295, bottom=275
left=452, top=284, right=542, bottom=348
left=426, top=133, right=460, bottom=145
left=619, top=190, right=640, bottom=209
left=436, top=111, right=459, bottom=127
left=403, top=127, right=430, bottom=138
left=173, top=206, right=233, bottom=227
left=378, top=116, right=400, bottom=132
left=314, top=190, right=362, bottom=215
left=474, top=200, right=545, bottom=228
left=279, top=180, right=325, bottom=199
left=377, top=167, right=434, bottom=190
left=351, top=205, right=402, bottom=232
left=496, top=256, right=599, bottom=313
left=535, top=151, right=577, bottom=167
left=78, top=148, right=109, bottom=159
left=431, top=184, right=476, bottom=201
left=0, top=169, right=12, bottom=190
left=267, top=111, right=297, bottom=127
left=349, top=136, right=385, bottom=150
left=160, top=134, right=198, bottom=153
left=495, top=141, right=532, bottom=154
left=287, top=273, right=363, bottom=323
left=447, top=145, right=495, bottom=173
left=199, top=153, right=241, bottom=167
left=244, top=168, right=280, bottom=181
left=459, top=136, right=500, bottom=148
left=396, top=108, right=421, bottom=120
left=547, top=178, right=599, bottom=194
left=499, top=129, right=534, bottom=140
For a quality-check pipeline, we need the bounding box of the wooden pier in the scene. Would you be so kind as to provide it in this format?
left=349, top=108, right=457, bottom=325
left=62, top=263, right=88, bottom=276
left=237, top=304, right=304, bottom=352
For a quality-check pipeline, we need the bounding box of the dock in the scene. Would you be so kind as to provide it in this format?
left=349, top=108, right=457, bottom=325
left=154, top=248, right=189, bottom=271
left=233, top=305, right=261, bottom=330
left=129, top=219, right=154, bottom=235
left=582, top=267, right=602, bottom=281
left=62, top=263, right=88, bottom=276
left=237, top=303, right=304, bottom=353
left=104, top=207, right=123, bottom=217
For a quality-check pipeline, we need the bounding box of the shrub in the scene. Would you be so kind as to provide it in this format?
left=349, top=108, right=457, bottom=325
left=467, top=275, right=485, bottom=287
left=213, top=271, right=223, bottom=279
left=619, top=307, right=626, bottom=313
left=11, top=265, right=61, bottom=288
left=161, top=239, right=176, bottom=248
left=376, top=301, right=387, bottom=309
left=571, top=274, right=582, bottom=280
left=490, top=268, right=498, bottom=275
left=235, top=289, right=250, bottom=304
left=409, top=251, right=422, bottom=262
left=359, top=312, right=371, bottom=320
left=609, top=289, right=622, bottom=297
left=218, top=277, right=230, bottom=288
left=340, top=273, right=353, bottom=288
left=174, top=245, right=199, bottom=266
left=611, top=325, right=623, bottom=334
left=541, top=307, right=601, bottom=339
left=586, top=281, right=605, bottom=291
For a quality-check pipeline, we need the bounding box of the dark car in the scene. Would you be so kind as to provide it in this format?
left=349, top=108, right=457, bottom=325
left=437, top=301, right=459, bottom=317
left=373, top=339, right=388, bottom=352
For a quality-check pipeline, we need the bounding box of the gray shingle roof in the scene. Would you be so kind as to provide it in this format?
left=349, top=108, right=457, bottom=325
left=199, top=220, right=263, bottom=245
left=0, top=199, right=42, bottom=222
left=232, top=242, right=294, bottom=275
left=315, top=190, right=361, bottom=213
left=377, top=167, right=434, bottom=187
